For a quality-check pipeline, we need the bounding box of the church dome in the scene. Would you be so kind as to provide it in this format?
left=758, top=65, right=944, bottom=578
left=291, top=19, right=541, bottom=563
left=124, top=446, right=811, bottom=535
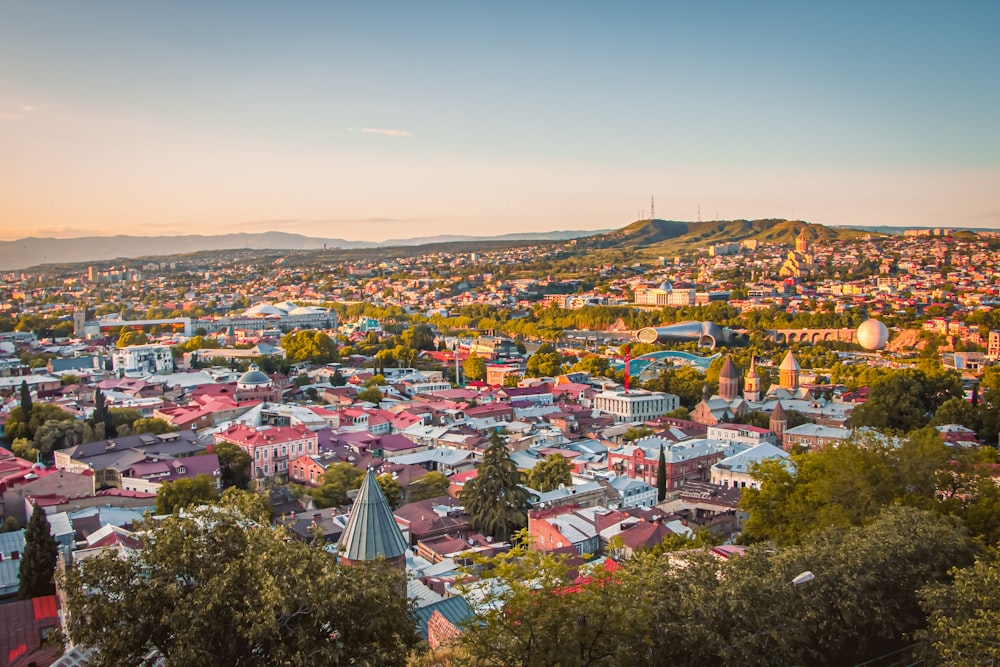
left=238, top=363, right=272, bottom=389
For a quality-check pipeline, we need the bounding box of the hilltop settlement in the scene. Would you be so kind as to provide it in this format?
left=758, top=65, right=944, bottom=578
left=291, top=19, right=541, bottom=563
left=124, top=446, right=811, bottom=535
left=2, top=220, right=1000, bottom=666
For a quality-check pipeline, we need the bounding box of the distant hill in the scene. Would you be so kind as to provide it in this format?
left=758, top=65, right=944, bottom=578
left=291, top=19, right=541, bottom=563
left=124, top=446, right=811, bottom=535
left=573, top=218, right=876, bottom=254
left=0, top=229, right=607, bottom=271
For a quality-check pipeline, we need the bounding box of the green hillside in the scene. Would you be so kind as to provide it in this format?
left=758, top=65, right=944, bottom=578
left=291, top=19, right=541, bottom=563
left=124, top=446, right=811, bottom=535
left=574, top=218, right=877, bottom=255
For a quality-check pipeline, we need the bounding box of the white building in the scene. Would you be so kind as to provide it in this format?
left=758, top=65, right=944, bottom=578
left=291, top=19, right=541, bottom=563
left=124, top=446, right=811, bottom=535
left=592, top=389, right=679, bottom=423
left=710, top=442, right=790, bottom=490
left=112, top=344, right=174, bottom=377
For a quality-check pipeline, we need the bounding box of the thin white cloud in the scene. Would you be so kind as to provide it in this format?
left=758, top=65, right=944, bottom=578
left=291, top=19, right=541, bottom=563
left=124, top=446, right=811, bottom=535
left=22, top=106, right=34, bottom=112
left=361, top=128, right=412, bottom=137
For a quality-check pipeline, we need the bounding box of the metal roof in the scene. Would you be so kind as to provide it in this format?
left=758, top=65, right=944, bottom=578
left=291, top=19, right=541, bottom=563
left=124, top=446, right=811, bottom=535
left=338, top=468, right=408, bottom=562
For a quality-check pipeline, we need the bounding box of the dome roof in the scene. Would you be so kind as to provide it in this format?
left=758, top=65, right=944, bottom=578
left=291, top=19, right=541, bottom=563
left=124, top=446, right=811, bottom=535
left=238, top=363, right=272, bottom=387
left=288, top=306, right=323, bottom=316
left=244, top=303, right=285, bottom=317
left=273, top=301, right=298, bottom=313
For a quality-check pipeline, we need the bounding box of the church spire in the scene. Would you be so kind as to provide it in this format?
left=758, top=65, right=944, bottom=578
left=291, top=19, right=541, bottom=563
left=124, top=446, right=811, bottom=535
left=339, top=467, right=408, bottom=568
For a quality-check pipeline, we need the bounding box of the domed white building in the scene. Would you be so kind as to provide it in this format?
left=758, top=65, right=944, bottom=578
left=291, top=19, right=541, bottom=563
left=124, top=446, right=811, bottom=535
left=857, top=319, right=889, bottom=351
left=237, top=363, right=273, bottom=390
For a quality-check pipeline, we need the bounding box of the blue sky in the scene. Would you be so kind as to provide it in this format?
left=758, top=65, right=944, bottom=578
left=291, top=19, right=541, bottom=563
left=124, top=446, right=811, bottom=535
left=1, top=1, right=997, bottom=241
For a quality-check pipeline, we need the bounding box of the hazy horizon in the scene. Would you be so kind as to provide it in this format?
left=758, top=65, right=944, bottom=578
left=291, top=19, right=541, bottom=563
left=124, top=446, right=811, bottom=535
left=2, top=1, right=998, bottom=242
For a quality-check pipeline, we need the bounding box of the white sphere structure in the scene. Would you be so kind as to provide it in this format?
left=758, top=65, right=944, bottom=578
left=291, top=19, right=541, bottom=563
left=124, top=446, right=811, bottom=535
left=857, top=319, right=889, bottom=351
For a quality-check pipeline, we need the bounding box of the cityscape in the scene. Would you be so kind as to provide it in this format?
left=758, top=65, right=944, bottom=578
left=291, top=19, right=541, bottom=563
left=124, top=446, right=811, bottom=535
left=2, top=1, right=999, bottom=666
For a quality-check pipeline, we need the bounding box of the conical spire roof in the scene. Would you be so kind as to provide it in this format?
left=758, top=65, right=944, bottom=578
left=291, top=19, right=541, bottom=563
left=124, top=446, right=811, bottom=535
left=779, top=350, right=801, bottom=372
left=719, top=356, right=738, bottom=380
left=339, top=468, right=408, bottom=562
left=746, top=356, right=758, bottom=379
left=771, top=401, right=787, bottom=421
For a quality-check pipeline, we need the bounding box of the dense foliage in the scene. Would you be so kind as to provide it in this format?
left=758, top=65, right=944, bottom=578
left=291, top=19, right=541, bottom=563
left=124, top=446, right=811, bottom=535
left=63, top=493, right=417, bottom=666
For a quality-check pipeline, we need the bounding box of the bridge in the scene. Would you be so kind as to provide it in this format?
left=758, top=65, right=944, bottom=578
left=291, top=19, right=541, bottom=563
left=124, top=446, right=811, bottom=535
left=765, top=328, right=857, bottom=345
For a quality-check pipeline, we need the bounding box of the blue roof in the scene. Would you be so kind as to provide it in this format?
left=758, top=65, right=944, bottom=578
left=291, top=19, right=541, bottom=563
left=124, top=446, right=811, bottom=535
left=0, top=559, right=20, bottom=597
left=0, top=529, right=25, bottom=558
left=413, top=596, right=474, bottom=640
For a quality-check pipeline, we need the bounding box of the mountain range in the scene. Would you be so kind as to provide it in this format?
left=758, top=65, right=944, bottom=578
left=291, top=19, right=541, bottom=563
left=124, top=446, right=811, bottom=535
left=0, top=229, right=604, bottom=271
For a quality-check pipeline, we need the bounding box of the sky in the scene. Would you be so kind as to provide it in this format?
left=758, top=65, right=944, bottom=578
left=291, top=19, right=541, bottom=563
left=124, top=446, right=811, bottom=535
left=1, top=1, right=998, bottom=242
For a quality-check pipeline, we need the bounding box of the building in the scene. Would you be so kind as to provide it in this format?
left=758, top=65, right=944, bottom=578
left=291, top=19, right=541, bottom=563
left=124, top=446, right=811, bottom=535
left=781, top=423, right=852, bottom=451
left=339, top=467, right=409, bottom=569
left=592, top=389, right=679, bottom=423
left=214, top=424, right=318, bottom=481
left=112, top=344, right=174, bottom=377
left=710, top=442, right=790, bottom=490
left=608, top=437, right=737, bottom=494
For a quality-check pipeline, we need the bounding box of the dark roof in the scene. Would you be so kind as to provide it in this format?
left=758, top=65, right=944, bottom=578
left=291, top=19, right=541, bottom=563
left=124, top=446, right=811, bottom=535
left=0, top=595, right=60, bottom=667
left=338, top=468, right=408, bottom=561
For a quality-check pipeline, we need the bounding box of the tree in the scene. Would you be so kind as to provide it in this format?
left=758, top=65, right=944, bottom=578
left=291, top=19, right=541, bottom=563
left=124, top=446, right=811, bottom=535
left=919, top=557, right=1000, bottom=666
left=526, top=350, right=562, bottom=378
left=356, top=386, right=383, bottom=404
left=621, top=426, right=653, bottom=442
left=116, top=329, right=149, bottom=347
left=62, top=494, right=417, bottom=666
left=527, top=455, right=572, bottom=493
left=11, top=437, right=39, bottom=463
left=18, top=505, right=59, bottom=599
left=656, top=444, right=667, bottom=502
left=19, top=380, right=32, bottom=424
left=463, top=353, right=487, bottom=382
left=211, top=441, right=253, bottom=491
left=401, top=324, right=435, bottom=351
left=459, top=432, right=529, bottom=542
left=281, top=330, right=339, bottom=364
left=377, top=473, right=403, bottom=509
left=310, top=463, right=365, bottom=509
left=155, top=475, right=220, bottom=514
left=407, top=471, right=451, bottom=503
left=930, top=397, right=980, bottom=432
left=132, top=417, right=178, bottom=435
left=740, top=440, right=902, bottom=545
left=33, top=418, right=84, bottom=457
left=92, top=387, right=116, bottom=438
left=0, top=516, right=20, bottom=533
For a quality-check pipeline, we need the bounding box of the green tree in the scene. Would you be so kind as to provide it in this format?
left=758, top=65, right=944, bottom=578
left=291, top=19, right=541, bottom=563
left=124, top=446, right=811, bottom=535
left=463, top=353, right=487, bottom=382
left=19, top=380, right=32, bottom=424
left=919, top=557, right=1000, bottom=666
left=356, top=386, right=383, bottom=404
left=740, top=440, right=902, bottom=545
left=930, top=397, right=980, bottom=432
left=377, top=473, right=403, bottom=509
left=33, top=418, right=84, bottom=457
left=18, top=505, right=59, bottom=600
left=401, top=324, right=435, bottom=351
left=310, top=463, right=365, bottom=509
left=116, top=329, right=149, bottom=347
left=407, top=471, right=451, bottom=503
left=459, top=432, right=529, bottom=542
left=11, top=437, right=39, bottom=462
left=621, top=426, right=653, bottom=442
left=211, top=441, right=253, bottom=491
left=0, top=516, right=20, bottom=533
left=155, top=474, right=220, bottom=514
left=527, top=455, right=572, bottom=493
left=458, top=534, right=632, bottom=667
left=281, top=330, right=339, bottom=364
left=62, top=494, right=417, bottom=666
left=526, top=350, right=562, bottom=378
left=132, top=417, right=178, bottom=435
left=92, top=387, right=116, bottom=438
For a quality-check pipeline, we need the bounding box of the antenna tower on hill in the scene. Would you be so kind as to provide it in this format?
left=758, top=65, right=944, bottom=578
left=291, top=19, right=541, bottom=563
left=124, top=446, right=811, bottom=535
left=650, top=196, right=655, bottom=221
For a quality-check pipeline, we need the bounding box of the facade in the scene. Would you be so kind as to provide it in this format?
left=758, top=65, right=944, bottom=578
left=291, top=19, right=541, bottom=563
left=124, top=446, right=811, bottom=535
left=592, top=389, right=679, bottom=423
left=710, top=442, right=790, bottom=490
left=112, top=344, right=174, bottom=377
left=215, top=424, right=318, bottom=481
left=608, top=437, right=736, bottom=494
left=782, top=423, right=852, bottom=451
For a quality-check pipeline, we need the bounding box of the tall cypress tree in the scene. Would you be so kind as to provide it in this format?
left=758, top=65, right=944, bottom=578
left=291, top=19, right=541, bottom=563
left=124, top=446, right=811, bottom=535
left=19, top=380, right=33, bottom=425
left=656, top=444, right=667, bottom=503
left=93, top=387, right=116, bottom=438
left=460, top=431, right=529, bottom=542
left=18, top=505, right=59, bottom=599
